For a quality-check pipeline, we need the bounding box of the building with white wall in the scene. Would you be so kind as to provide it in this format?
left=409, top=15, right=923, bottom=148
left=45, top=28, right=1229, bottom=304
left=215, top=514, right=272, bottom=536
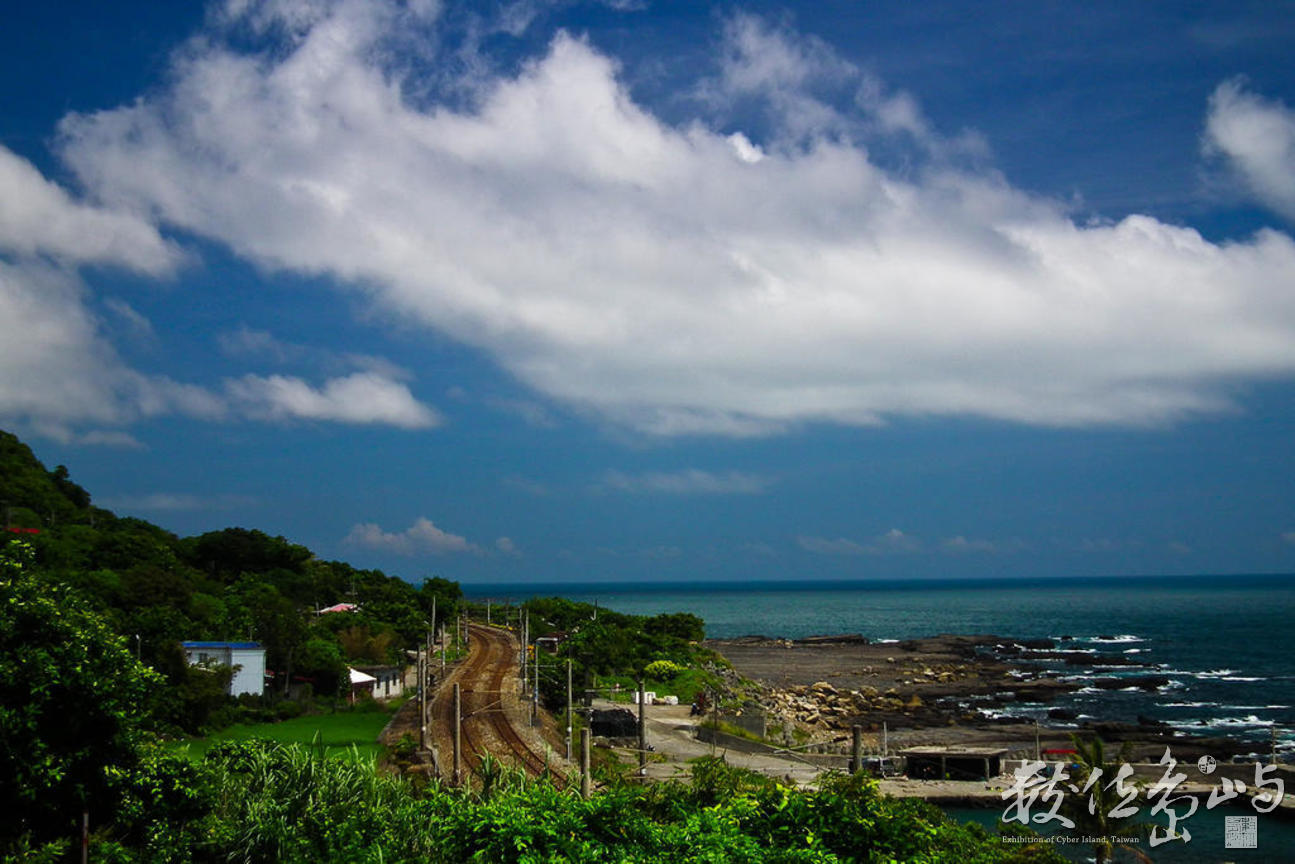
left=182, top=641, right=267, bottom=697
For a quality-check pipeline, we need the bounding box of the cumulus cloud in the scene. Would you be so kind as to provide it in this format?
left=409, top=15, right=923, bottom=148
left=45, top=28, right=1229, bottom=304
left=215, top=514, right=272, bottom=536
left=51, top=4, right=1295, bottom=436
left=0, top=142, right=439, bottom=438
left=344, top=517, right=479, bottom=555
left=1205, top=79, right=1295, bottom=223
left=0, top=146, right=180, bottom=272
left=601, top=468, right=770, bottom=495
left=225, top=372, right=440, bottom=427
left=799, top=528, right=918, bottom=556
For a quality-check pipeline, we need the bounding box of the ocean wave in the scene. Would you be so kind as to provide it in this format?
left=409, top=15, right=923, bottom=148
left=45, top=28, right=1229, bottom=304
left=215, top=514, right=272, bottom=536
left=1218, top=676, right=1266, bottom=682
left=1086, top=635, right=1144, bottom=644
left=1122, top=648, right=1146, bottom=654
left=1193, top=669, right=1240, bottom=678
left=1158, top=701, right=1220, bottom=708
left=1168, top=715, right=1276, bottom=729
left=1023, top=647, right=1096, bottom=654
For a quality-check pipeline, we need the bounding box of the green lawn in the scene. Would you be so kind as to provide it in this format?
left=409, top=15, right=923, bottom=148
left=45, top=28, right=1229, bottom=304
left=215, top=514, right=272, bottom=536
left=170, top=708, right=393, bottom=762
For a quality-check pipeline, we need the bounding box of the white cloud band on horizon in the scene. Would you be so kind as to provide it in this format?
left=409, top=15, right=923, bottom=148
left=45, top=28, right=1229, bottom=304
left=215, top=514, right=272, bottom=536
left=24, top=3, right=1295, bottom=437
left=601, top=468, right=770, bottom=495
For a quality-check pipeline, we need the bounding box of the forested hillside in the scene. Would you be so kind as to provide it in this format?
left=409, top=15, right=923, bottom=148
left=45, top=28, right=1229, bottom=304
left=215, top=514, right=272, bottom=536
left=1, top=429, right=461, bottom=732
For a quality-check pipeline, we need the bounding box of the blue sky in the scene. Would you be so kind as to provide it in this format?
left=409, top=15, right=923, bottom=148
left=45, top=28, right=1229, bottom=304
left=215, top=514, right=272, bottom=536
left=3, top=0, right=1295, bottom=584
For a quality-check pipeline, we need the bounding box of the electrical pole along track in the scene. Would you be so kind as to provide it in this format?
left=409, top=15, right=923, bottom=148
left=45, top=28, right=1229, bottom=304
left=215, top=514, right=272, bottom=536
left=433, top=623, right=564, bottom=785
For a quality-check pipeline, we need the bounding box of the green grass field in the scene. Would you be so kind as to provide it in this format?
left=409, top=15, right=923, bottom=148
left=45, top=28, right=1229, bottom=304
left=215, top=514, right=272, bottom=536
left=170, top=707, right=393, bottom=762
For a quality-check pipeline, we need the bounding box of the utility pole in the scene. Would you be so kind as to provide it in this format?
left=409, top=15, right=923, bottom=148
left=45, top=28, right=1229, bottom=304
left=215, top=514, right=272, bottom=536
left=566, top=657, right=573, bottom=762
left=851, top=725, right=862, bottom=775
left=532, top=640, right=540, bottom=726
left=711, top=690, right=718, bottom=757
left=1034, top=719, right=1041, bottom=763
left=487, top=599, right=491, bottom=626
left=637, top=678, right=647, bottom=778
left=521, top=612, right=529, bottom=685
left=452, top=682, right=462, bottom=786
left=418, top=651, right=426, bottom=750
left=580, top=728, right=591, bottom=799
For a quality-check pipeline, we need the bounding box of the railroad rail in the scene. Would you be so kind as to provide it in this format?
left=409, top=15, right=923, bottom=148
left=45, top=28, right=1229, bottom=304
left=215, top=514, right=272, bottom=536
left=435, top=623, right=561, bottom=784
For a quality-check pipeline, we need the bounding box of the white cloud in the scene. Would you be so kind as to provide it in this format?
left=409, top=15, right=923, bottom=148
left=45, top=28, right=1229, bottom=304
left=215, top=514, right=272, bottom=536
left=941, top=535, right=996, bottom=554
left=797, top=535, right=867, bottom=556
left=52, top=5, right=1295, bottom=436
left=1204, top=79, right=1295, bottom=223
left=495, top=536, right=519, bottom=555
left=0, top=145, right=180, bottom=273
left=0, top=144, right=435, bottom=438
left=224, top=372, right=440, bottom=428
left=601, top=468, right=770, bottom=495
left=344, top=516, right=478, bottom=555
left=799, top=528, right=918, bottom=556
left=100, top=492, right=257, bottom=512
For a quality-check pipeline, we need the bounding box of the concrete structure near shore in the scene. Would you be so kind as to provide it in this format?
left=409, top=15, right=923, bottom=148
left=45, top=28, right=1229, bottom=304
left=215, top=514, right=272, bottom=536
left=900, top=746, right=1009, bottom=781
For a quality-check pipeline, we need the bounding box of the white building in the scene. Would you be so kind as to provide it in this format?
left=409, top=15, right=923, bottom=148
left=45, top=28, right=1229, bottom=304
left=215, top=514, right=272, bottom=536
left=182, top=641, right=267, bottom=697
left=349, top=665, right=403, bottom=702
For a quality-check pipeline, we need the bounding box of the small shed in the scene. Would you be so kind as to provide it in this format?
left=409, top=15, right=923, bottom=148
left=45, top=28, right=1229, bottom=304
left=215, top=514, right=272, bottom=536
left=348, top=667, right=377, bottom=703
left=899, top=746, right=1009, bottom=781
left=535, top=632, right=568, bottom=653
left=352, top=665, right=403, bottom=700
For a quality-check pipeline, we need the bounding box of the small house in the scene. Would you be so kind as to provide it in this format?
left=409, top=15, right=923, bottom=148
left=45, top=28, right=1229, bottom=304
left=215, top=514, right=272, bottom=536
left=182, top=641, right=266, bottom=697
left=352, top=665, right=403, bottom=701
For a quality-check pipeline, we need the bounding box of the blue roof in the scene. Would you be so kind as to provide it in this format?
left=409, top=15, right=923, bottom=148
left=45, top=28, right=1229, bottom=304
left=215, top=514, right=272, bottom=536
left=182, top=641, right=262, bottom=649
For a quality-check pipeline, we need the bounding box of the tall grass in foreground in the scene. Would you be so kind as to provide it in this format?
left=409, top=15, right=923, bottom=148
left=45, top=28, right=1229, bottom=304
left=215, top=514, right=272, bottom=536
left=12, top=741, right=1065, bottom=863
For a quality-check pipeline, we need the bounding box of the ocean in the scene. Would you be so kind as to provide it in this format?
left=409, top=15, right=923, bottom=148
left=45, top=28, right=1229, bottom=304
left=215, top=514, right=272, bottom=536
left=467, top=574, right=1295, bottom=759
left=468, top=574, right=1295, bottom=860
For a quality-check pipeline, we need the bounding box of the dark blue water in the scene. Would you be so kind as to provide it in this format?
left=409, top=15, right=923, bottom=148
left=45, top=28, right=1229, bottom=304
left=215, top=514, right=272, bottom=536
left=947, top=804, right=1295, bottom=863
left=469, top=575, right=1295, bottom=757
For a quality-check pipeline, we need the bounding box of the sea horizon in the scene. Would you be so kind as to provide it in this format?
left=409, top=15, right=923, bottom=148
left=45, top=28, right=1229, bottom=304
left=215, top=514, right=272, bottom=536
left=462, top=571, right=1295, bottom=598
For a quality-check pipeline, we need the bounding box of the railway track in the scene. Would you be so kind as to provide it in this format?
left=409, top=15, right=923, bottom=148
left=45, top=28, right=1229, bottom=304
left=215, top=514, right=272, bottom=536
left=434, top=623, right=561, bottom=784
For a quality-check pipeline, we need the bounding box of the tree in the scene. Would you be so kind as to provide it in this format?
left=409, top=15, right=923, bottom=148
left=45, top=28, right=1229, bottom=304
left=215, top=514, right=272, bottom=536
left=1060, top=734, right=1155, bottom=864
left=0, top=538, right=162, bottom=848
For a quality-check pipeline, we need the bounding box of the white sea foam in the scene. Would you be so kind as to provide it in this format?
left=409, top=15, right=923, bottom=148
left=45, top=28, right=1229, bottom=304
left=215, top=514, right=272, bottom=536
left=1168, top=715, right=1276, bottom=729
left=1194, top=669, right=1240, bottom=678
left=1087, top=635, right=1144, bottom=644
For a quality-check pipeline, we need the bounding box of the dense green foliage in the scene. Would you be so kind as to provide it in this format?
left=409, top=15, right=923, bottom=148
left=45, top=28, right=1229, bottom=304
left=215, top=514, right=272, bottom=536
left=1, top=429, right=461, bottom=733
left=8, top=740, right=1062, bottom=863
left=1, top=541, right=161, bottom=847
left=519, top=596, right=719, bottom=708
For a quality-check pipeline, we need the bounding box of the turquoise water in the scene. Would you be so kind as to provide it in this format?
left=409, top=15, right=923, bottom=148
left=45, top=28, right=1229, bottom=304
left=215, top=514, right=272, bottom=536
left=470, top=575, right=1295, bottom=756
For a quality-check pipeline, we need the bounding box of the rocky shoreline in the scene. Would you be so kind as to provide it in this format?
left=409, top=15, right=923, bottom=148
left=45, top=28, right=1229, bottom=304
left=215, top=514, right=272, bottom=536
left=708, top=633, right=1241, bottom=761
